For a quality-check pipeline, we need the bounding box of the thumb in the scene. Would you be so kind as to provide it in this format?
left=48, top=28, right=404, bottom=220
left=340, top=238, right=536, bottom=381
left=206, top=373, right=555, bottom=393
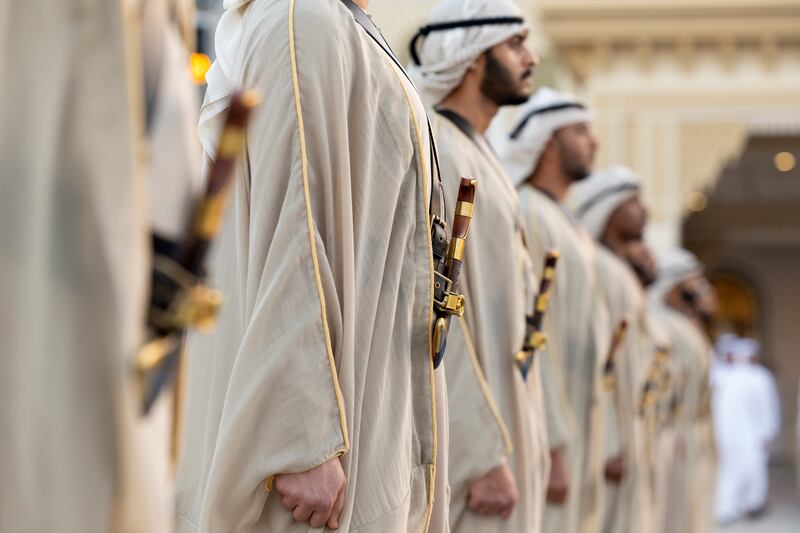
left=327, top=479, right=347, bottom=529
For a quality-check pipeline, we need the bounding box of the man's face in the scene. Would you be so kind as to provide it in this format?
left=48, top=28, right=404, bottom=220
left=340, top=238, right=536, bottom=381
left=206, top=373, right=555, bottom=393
left=607, top=194, right=648, bottom=240
left=480, top=31, right=538, bottom=106
left=552, top=122, right=598, bottom=182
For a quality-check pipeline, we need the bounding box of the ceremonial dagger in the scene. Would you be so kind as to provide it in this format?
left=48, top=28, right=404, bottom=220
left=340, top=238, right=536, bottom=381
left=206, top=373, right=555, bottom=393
left=515, top=250, right=560, bottom=380
left=136, top=89, right=261, bottom=416
left=432, top=177, right=477, bottom=368
left=639, top=344, right=670, bottom=415
left=602, top=318, right=629, bottom=392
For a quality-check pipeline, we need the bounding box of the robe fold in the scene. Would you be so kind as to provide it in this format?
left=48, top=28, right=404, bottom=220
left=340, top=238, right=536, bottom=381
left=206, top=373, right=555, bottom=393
left=642, top=311, right=677, bottom=533
left=593, top=247, right=654, bottom=533
left=649, top=302, right=716, bottom=533
left=433, top=115, right=550, bottom=533
left=0, top=1, right=193, bottom=531
left=175, top=1, right=447, bottom=531
left=518, top=185, right=609, bottom=533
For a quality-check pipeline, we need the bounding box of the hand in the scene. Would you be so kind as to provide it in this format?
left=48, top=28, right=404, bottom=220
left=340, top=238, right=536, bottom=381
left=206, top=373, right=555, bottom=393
left=547, top=448, right=570, bottom=504
left=604, top=454, right=625, bottom=484
left=467, top=463, right=518, bottom=519
left=274, top=457, right=347, bottom=529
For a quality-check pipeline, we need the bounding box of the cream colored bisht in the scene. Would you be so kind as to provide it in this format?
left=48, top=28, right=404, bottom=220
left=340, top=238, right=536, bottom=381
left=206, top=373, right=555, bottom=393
left=175, top=1, right=450, bottom=532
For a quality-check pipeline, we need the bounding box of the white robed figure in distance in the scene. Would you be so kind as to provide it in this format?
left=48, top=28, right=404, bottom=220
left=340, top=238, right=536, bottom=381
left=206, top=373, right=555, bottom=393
left=713, top=336, right=780, bottom=525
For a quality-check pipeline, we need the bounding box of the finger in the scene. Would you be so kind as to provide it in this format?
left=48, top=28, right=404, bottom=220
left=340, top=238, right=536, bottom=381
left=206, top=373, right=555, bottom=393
left=292, top=504, right=313, bottom=523
left=547, top=487, right=564, bottom=504
left=327, top=481, right=347, bottom=529
left=468, top=496, right=490, bottom=515
left=309, top=510, right=331, bottom=529
left=281, top=495, right=297, bottom=511
left=479, top=499, right=501, bottom=516
left=467, top=492, right=489, bottom=514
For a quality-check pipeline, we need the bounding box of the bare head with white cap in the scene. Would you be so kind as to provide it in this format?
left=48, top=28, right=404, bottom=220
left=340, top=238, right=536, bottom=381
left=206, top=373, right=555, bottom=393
left=496, top=87, right=598, bottom=201
left=408, top=0, right=538, bottom=132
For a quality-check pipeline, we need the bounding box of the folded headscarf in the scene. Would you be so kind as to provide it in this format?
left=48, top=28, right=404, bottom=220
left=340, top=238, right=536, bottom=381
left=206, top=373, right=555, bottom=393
left=569, top=165, right=642, bottom=240
left=407, top=0, right=527, bottom=106
left=495, top=86, right=592, bottom=185
left=649, top=247, right=704, bottom=303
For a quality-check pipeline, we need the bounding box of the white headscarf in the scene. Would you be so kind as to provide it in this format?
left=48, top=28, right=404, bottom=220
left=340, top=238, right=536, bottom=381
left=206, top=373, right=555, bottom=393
left=197, top=0, right=254, bottom=160
left=569, top=165, right=642, bottom=240
left=649, top=247, right=704, bottom=303
left=495, top=86, right=592, bottom=185
left=407, top=0, right=527, bottom=107
left=715, top=333, right=739, bottom=358
left=731, top=337, right=760, bottom=363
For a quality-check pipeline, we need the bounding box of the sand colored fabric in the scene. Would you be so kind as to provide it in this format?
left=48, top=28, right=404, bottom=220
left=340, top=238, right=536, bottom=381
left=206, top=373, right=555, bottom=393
left=0, top=0, right=198, bottom=531
left=518, top=185, right=609, bottom=533
left=593, top=247, right=655, bottom=533
left=433, top=114, right=550, bottom=532
left=649, top=300, right=717, bottom=533
left=175, top=1, right=449, bottom=532
left=643, top=311, right=679, bottom=533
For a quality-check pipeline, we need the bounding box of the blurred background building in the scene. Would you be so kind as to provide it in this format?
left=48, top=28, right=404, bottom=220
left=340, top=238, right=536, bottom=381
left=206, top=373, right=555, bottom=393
left=196, top=0, right=800, bottom=478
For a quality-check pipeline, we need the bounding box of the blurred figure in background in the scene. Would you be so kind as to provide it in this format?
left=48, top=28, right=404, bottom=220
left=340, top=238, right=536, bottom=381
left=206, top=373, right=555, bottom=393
left=714, top=337, right=780, bottom=525
left=0, top=0, right=198, bottom=532
left=647, top=249, right=717, bottom=533
left=570, top=165, right=657, bottom=533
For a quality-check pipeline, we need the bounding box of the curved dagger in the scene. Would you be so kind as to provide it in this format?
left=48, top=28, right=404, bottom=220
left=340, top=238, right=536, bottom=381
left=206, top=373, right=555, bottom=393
left=516, top=249, right=560, bottom=379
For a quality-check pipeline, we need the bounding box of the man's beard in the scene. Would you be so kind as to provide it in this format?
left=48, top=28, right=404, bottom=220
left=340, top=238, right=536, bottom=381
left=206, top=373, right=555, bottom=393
left=630, top=260, right=656, bottom=287
left=556, top=137, right=592, bottom=182
left=480, top=52, right=531, bottom=107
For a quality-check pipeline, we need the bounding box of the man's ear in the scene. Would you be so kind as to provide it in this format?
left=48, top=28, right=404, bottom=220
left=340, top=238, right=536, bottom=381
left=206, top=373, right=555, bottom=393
left=467, top=52, right=487, bottom=74
left=541, top=135, right=560, bottom=164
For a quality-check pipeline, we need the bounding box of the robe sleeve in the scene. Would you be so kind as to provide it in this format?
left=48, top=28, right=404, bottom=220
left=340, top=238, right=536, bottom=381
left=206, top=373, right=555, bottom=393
left=445, top=316, right=513, bottom=488
left=602, top=381, right=623, bottom=461
left=523, top=198, right=577, bottom=450
left=537, top=323, right=578, bottom=450
left=192, top=7, right=365, bottom=529
left=434, top=120, right=514, bottom=485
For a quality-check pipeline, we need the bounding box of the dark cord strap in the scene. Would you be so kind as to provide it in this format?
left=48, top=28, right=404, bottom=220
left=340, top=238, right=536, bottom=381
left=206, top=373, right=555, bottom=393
left=573, top=183, right=640, bottom=218
left=409, top=16, right=524, bottom=66
left=508, top=102, right=586, bottom=139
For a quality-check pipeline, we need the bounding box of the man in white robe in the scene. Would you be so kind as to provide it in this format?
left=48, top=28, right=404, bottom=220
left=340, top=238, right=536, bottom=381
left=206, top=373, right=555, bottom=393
left=409, top=1, right=549, bottom=531
left=0, top=1, right=198, bottom=532
left=714, top=337, right=780, bottom=524
left=570, top=166, right=656, bottom=533
left=175, top=1, right=449, bottom=532
left=648, top=249, right=717, bottom=533
left=496, top=87, right=611, bottom=533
